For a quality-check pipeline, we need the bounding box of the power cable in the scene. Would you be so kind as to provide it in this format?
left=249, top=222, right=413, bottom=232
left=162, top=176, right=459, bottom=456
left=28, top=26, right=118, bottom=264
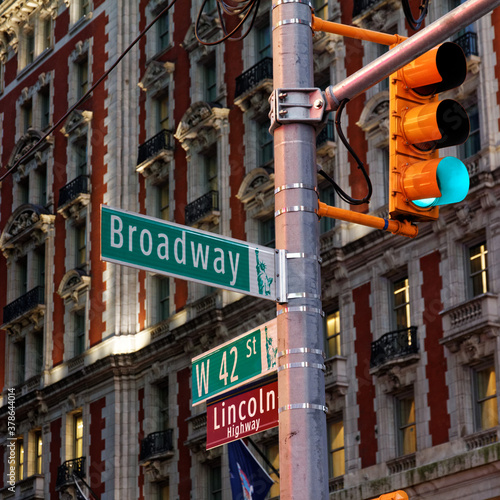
left=0, top=0, right=179, bottom=182
left=401, top=0, right=430, bottom=31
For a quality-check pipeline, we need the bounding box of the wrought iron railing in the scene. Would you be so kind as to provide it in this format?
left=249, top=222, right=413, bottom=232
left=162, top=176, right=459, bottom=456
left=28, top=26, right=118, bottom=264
left=58, top=175, right=89, bottom=207
left=56, top=457, right=86, bottom=488
left=185, top=190, right=219, bottom=225
left=3, top=286, right=45, bottom=325
left=317, top=119, right=335, bottom=146
left=352, top=0, right=381, bottom=18
left=137, top=129, right=174, bottom=165
left=235, top=57, right=273, bottom=98
left=140, top=429, right=174, bottom=462
left=370, top=326, right=419, bottom=368
left=454, top=31, right=478, bottom=58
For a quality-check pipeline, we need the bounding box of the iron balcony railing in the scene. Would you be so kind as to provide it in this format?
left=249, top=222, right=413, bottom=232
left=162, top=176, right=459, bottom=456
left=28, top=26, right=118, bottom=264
left=235, top=57, right=273, bottom=99
left=352, top=0, right=381, bottom=18
left=454, top=31, right=478, bottom=58
left=3, top=286, right=45, bottom=325
left=58, top=175, right=89, bottom=207
left=56, top=457, right=86, bottom=489
left=140, top=429, right=174, bottom=462
left=316, top=119, right=335, bottom=146
left=137, top=129, right=174, bottom=166
left=370, top=326, right=419, bottom=368
left=185, top=190, right=219, bottom=226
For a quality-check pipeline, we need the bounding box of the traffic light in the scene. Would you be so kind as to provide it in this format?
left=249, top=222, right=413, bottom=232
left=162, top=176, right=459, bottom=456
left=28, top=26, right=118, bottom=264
left=389, top=42, right=470, bottom=222
left=377, top=491, right=409, bottom=500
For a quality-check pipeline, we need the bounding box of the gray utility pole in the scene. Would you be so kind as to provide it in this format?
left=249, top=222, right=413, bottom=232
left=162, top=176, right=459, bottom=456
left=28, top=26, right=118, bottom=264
left=271, top=0, right=329, bottom=499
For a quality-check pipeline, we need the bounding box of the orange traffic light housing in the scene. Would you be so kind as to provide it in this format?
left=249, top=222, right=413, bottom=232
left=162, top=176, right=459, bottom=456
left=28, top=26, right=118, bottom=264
left=376, top=491, right=409, bottom=500
left=389, top=42, right=470, bottom=222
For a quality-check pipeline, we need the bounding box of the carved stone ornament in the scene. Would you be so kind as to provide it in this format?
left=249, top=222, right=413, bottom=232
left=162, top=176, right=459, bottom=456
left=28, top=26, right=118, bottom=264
left=236, top=168, right=273, bottom=205
left=353, top=0, right=400, bottom=31
left=174, top=101, right=229, bottom=153
left=0, top=204, right=54, bottom=260
left=8, top=129, right=52, bottom=172
left=61, top=109, right=93, bottom=137
left=181, top=13, right=221, bottom=53
left=138, top=61, right=175, bottom=93
left=357, top=92, right=390, bottom=139
left=57, top=269, right=91, bottom=305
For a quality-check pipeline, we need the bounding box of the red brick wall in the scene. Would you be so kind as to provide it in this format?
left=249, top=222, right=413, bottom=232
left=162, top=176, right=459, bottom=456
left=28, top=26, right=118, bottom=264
left=420, top=251, right=450, bottom=445
left=49, top=418, right=62, bottom=497
left=353, top=282, right=377, bottom=467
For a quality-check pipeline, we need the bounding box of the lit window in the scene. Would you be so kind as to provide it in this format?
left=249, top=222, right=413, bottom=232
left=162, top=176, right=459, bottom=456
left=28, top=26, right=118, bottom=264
left=267, top=443, right=280, bottom=498
left=34, top=430, right=43, bottom=474
left=328, top=420, right=345, bottom=478
left=17, top=438, right=24, bottom=481
left=469, top=242, right=488, bottom=297
left=158, top=183, right=170, bottom=221
left=74, top=414, right=83, bottom=458
left=156, top=94, right=169, bottom=133
left=393, top=277, right=410, bottom=330
left=325, top=310, right=341, bottom=357
left=473, top=365, right=498, bottom=431
left=158, top=482, right=170, bottom=500
left=396, top=393, right=416, bottom=456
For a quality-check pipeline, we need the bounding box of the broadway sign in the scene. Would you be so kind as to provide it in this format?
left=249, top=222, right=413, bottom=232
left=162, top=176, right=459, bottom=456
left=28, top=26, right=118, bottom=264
left=206, top=374, right=278, bottom=449
left=100, top=205, right=276, bottom=300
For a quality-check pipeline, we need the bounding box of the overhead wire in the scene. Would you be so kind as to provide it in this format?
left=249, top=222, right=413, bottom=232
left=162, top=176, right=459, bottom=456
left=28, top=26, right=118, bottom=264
left=401, top=0, right=430, bottom=31
left=318, top=98, right=373, bottom=206
left=0, top=0, right=179, bottom=182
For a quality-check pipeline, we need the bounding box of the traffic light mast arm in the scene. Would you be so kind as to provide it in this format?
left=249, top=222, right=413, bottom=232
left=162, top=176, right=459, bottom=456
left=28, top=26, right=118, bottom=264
left=317, top=201, right=418, bottom=238
left=311, top=15, right=407, bottom=46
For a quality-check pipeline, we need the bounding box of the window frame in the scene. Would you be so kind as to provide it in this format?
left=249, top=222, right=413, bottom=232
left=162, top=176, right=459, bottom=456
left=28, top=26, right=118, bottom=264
left=395, top=391, right=417, bottom=456
left=392, top=276, right=410, bottom=331
left=325, top=309, right=341, bottom=358
left=328, top=418, right=345, bottom=479
left=467, top=240, right=488, bottom=298
left=472, top=363, right=498, bottom=432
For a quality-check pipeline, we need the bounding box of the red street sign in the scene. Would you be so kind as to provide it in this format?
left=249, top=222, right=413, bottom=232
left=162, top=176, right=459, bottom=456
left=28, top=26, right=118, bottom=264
left=206, top=374, right=278, bottom=450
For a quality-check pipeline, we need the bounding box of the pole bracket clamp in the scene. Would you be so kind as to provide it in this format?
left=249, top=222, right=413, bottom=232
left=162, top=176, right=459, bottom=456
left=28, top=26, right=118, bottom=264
left=269, top=88, right=327, bottom=132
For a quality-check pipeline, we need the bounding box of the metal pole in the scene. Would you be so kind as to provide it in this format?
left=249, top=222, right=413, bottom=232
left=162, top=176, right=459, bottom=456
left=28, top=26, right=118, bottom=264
left=272, top=1, right=329, bottom=499
left=325, top=0, right=500, bottom=110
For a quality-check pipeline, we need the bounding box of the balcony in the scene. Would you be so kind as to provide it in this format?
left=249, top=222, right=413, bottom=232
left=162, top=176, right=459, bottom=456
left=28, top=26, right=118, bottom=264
left=324, top=356, right=348, bottom=396
left=56, top=457, right=85, bottom=489
left=140, top=429, right=174, bottom=464
left=370, top=327, right=419, bottom=369
left=1, top=475, right=45, bottom=499
left=3, top=286, right=45, bottom=326
left=454, top=31, right=478, bottom=58
left=136, top=129, right=174, bottom=177
left=234, top=58, right=273, bottom=113
left=185, top=190, right=220, bottom=226
left=57, top=175, right=90, bottom=220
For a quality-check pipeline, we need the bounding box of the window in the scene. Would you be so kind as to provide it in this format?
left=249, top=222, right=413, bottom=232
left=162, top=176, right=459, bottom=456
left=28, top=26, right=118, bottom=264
left=158, top=183, right=170, bottom=221
left=267, top=443, right=280, bottom=498
left=74, top=139, right=88, bottom=176
left=22, top=100, right=33, bottom=133
left=155, top=93, right=169, bottom=133
left=16, top=438, right=24, bottom=481
left=157, top=277, right=170, bottom=322
left=74, top=310, right=85, bottom=356
left=73, top=413, right=83, bottom=458
left=468, top=241, right=488, bottom=297
left=473, top=364, right=498, bottom=431
left=157, top=483, right=170, bottom=500
left=75, top=223, right=87, bottom=268
left=80, top=0, right=91, bottom=18
left=258, top=121, right=273, bottom=167
left=204, top=61, right=217, bottom=103
left=157, top=11, right=169, bottom=52
left=158, top=382, right=169, bottom=430
left=15, top=340, right=26, bottom=386
left=34, top=430, right=43, bottom=474
left=319, top=184, right=335, bottom=233
left=392, top=277, right=410, bottom=330
left=460, top=104, right=480, bottom=159
left=26, top=28, right=35, bottom=65
left=40, top=88, right=51, bottom=129
left=76, top=58, right=89, bottom=100
left=257, top=23, right=271, bottom=60
left=258, top=217, right=275, bottom=248
left=396, top=393, right=416, bottom=456
left=325, top=309, right=341, bottom=357
left=34, top=331, right=44, bottom=374
left=313, top=0, right=328, bottom=20
left=209, top=463, right=222, bottom=500
left=18, top=255, right=28, bottom=296
left=328, top=420, right=345, bottom=478
left=42, top=18, right=52, bottom=51
left=37, top=164, right=48, bottom=207
left=36, top=246, right=45, bottom=287
left=204, top=152, right=218, bottom=193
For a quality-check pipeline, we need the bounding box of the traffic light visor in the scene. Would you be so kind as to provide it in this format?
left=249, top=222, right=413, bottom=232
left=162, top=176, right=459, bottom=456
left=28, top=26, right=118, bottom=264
left=402, top=42, right=467, bottom=96
left=407, top=157, right=470, bottom=208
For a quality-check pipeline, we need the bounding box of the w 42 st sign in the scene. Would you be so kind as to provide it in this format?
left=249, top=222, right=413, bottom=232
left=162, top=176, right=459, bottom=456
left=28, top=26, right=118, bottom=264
left=100, top=205, right=276, bottom=300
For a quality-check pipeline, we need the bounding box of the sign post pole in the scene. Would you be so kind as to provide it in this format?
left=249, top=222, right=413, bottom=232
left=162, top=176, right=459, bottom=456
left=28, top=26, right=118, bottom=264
left=272, top=2, right=329, bottom=499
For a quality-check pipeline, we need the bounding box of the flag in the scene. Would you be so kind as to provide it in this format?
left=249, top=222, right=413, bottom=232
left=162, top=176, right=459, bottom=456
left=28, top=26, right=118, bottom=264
left=228, top=440, right=274, bottom=500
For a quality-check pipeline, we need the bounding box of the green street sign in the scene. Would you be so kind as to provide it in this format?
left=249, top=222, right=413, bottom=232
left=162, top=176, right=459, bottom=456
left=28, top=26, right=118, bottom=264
left=100, top=205, right=276, bottom=300
left=192, top=319, right=277, bottom=406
